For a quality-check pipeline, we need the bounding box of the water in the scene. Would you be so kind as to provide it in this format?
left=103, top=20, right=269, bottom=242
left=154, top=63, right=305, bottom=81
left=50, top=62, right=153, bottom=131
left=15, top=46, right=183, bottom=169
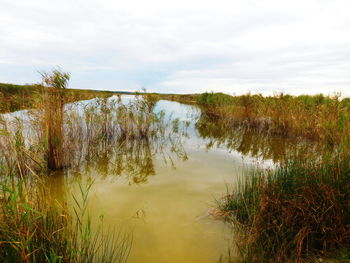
left=2, top=98, right=316, bottom=262
left=44, top=100, right=249, bottom=263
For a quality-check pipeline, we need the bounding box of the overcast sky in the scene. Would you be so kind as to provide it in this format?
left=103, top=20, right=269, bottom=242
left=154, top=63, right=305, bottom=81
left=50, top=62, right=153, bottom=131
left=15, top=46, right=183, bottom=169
left=1, top=0, right=350, bottom=95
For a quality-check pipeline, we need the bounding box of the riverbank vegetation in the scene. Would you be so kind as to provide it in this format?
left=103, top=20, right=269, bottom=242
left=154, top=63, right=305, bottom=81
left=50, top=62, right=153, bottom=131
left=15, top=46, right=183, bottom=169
left=217, top=154, right=350, bottom=263
left=155, top=92, right=350, bottom=261
left=164, top=92, right=350, bottom=146
left=0, top=69, right=177, bottom=262
left=0, top=115, right=132, bottom=262
left=0, top=175, right=132, bottom=263
left=189, top=93, right=350, bottom=262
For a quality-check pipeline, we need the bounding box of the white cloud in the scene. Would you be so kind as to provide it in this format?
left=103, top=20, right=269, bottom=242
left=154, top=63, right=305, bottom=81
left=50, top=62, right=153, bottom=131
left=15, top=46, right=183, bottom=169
left=0, top=0, right=350, bottom=95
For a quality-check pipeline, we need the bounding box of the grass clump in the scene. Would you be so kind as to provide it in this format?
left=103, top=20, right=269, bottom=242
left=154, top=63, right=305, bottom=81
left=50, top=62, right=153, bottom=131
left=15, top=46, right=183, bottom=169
left=197, top=92, right=234, bottom=106
left=193, top=92, right=350, bottom=146
left=40, top=69, right=70, bottom=170
left=0, top=114, right=132, bottom=262
left=0, top=175, right=132, bottom=263
left=218, top=154, right=350, bottom=263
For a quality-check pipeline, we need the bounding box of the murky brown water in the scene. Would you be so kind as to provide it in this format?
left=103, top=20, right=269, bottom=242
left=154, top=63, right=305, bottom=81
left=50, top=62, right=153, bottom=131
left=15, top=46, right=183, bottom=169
left=39, top=99, right=315, bottom=262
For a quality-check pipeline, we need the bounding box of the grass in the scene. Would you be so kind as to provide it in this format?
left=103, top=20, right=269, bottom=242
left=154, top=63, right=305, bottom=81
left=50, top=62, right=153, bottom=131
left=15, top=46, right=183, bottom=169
left=196, top=92, right=350, bottom=146
left=0, top=71, right=173, bottom=173
left=216, top=152, right=350, bottom=263
left=176, top=93, right=350, bottom=261
left=1, top=70, right=175, bottom=262
left=1, top=76, right=187, bottom=180
left=157, top=93, right=199, bottom=104
left=195, top=112, right=323, bottom=163
left=0, top=89, right=133, bottom=262
left=162, top=92, right=350, bottom=147
left=0, top=175, right=132, bottom=263
left=0, top=83, right=38, bottom=112
left=0, top=70, right=190, bottom=261
left=4, top=73, right=350, bottom=262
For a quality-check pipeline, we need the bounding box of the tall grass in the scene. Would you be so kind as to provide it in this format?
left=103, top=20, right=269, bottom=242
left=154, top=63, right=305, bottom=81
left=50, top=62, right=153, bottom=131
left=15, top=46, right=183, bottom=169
left=40, top=70, right=70, bottom=170
left=1, top=72, right=176, bottom=262
left=176, top=92, right=350, bottom=146
left=62, top=94, right=184, bottom=169
left=195, top=112, right=322, bottom=163
left=0, top=174, right=132, bottom=263
left=1, top=78, right=174, bottom=175
left=194, top=93, right=350, bottom=261
left=0, top=108, right=132, bottom=262
left=217, top=153, right=350, bottom=262
left=1, top=83, right=187, bottom=183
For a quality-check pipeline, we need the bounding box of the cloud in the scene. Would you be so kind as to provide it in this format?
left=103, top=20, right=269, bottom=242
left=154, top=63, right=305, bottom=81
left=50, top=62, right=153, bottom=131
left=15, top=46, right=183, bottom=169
left=0, top=0, right=350, bottom=95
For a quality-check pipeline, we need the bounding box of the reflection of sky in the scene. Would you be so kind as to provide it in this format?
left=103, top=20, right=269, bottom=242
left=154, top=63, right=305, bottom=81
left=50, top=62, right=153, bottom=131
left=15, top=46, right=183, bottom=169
left=154, top=99, right=275, bottom=168
left=155, top=100, right=198, bottom=121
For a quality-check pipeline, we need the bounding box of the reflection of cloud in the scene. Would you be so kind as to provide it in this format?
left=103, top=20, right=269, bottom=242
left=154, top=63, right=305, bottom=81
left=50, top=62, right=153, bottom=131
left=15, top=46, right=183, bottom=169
left=1, top=0, right=350, bottom=95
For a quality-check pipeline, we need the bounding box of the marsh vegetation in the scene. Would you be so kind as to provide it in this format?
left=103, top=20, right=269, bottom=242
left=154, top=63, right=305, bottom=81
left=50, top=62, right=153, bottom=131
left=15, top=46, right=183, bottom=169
left=1, top=72, right=350, bottom=262
left=191, top=92, right=350, bottom=262
left=0, top=70, right=183, bottom=262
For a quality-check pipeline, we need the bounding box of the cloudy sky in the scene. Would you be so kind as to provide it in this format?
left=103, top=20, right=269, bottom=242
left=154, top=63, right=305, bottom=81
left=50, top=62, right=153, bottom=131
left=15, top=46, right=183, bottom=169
left=1, top=0, right=350, bottom=95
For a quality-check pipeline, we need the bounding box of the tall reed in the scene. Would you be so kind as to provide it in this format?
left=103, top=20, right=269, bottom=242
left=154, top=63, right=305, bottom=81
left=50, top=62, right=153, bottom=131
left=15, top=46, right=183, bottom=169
left=217, top=153, right=350, bottom=262
left=0, top=175, right=132, bottom=263
left=171, top=92, right=350, bottom=147
left=39, top=69, right=70, bottom=170
left=0, top=113, right=132, bottom=262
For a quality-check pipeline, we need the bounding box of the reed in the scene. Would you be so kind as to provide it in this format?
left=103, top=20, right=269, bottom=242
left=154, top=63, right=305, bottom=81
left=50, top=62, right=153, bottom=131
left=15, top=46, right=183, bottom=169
left=1, top=86, right=185, bottom=179
left=0, top=175, right=132, bottom=263
left=217, top=152, right=350, bottom=262
left=0, top=71, right=194, bottom=262
left=39, top=69, right=70, bottom=170
left=197, top=92, right=350, bottom=262
left=195, top=112, right=324, bottom=163
left=0, top=112, right=132, bottom=262
left=195, top=92, right=350, bottom=147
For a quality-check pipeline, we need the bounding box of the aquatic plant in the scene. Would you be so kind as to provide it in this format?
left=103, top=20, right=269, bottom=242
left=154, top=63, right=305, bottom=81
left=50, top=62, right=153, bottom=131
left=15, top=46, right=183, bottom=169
left=217, top=153, right=350, bottom=262
left=0, top=175, right=132, bottom=263
left=39, top=69, right=70, bottom=170
left=165, top=92, right=350, bottom=147
left=0, top=112, right=132, bottom=262
left=195, top=112, right=323, bottom=163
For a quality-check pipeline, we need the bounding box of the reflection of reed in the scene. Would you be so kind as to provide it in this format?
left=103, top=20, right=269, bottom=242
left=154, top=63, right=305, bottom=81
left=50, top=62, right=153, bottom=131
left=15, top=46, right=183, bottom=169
left=196, top=113, right=322, bottom=163
left=59, top=96, right=188, bottom=184
left=115, top=139, right=155, bottom=184
left=70, top=126, right=188, bottom=185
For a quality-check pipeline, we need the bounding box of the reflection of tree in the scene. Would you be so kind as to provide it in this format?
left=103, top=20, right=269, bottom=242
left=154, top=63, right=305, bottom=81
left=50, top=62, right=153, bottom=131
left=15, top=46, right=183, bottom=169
left=196, top=113, right=321, bottom=163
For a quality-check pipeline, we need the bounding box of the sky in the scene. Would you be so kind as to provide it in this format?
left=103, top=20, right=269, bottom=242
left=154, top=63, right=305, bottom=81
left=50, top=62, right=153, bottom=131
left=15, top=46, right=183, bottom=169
left=1, top=0, right=350, bottom=95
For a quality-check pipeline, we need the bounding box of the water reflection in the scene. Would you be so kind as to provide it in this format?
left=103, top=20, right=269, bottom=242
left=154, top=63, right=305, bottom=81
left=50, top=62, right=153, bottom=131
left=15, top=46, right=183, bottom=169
left=196, top=113, right=321, bottom=163
left=70, top=133, right=188, bottom=185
